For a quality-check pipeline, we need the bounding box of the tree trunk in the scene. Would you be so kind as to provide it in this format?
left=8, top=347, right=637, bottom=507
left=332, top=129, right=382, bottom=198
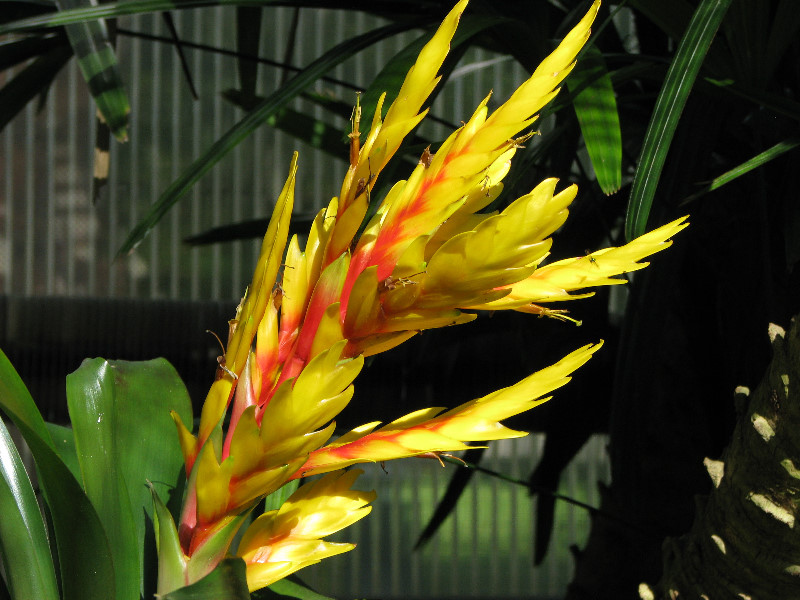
left=641, top=318, right=800, bottom=599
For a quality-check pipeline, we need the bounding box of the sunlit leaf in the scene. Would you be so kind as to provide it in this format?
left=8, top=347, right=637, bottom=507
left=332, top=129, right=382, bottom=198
left=262, top=577, right=336, bottom=600
left=55, top=0, right=130, bottom=141
left=0, top=349, right=116, bottom=600
left=163, top=558, right=250, bottom=600
left=66, top=358, right=194, bottom=600
left=625, top=0, right=733, bottom=241
left=44, top=422, right=80, bottom=481
left=0, top=417, right=60, bottom=600
left=150, top=483, right=187, bottom=597
left=223, top=91, right=346, bottom=158
left=683, top=137, right=800, bottom=204
left=568, top=45, right=621, bottom=195
left=0, top=0, right=404, bottom=33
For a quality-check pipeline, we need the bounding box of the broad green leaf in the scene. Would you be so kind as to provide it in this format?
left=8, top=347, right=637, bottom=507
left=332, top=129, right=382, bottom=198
left=263, top=578, right=336, bottom=600
left=55, top=0, right=130, bottom=141
left=0, top=417, right=59, bottom=600
left=625, top=0, right=733, bottom=241
left=163, top=558, right=250, bottom=600
left=0, top=349, right=116, bottom=600
left=66, top=358, right=194, bottom=600
left=567, top=45, right=622, bottom=195
left=118, top=20, right=411, bottom=257
left=44, top=422, right=80, bottom=480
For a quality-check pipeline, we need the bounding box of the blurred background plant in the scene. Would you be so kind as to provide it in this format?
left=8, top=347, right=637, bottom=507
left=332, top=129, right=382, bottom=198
left=1, top=0, right=800, bottom=598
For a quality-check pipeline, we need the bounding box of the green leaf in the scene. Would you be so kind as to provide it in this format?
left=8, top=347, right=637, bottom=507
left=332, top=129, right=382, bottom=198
left=567, top=44, right=622, bottom=195
left=0, top=33, right=68, bottom=71
left=223, top=91, right=346, bottom=159
left=0, top=43, right=72, bottom=134
left=262, top=577, right=336, bottom=600
left=163, top=558, right=250, bottom=600
left=55, top=0, right=130, bottom=141
left=682, top=137, right=800, bottom=204
left=150, top=483, right=187, bottom=597
left=263, top=479, right=299, bottom=512
left=0, top=417, right=60, bottom=600
left=187, top=509, right=253, bottom=585
left=0, top=0, right=402, bottom=35
left=625, top=0, right=734, bottom=241
left=0, top=349, right=116, bottom=600
left=44, top=422, right=80, bottom=481
left=117, top=19, right=412, bottom=257
left=66, top=358, right=194, bottom=600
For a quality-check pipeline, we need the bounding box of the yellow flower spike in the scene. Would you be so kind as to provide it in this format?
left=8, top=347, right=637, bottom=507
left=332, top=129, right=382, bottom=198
left=254, top=423, right=338, bottom=469
left=278, top=235, right=308, bottom=336
left=338, top=2, right=599, bottom=312
left=299, top=198, right=339, bottom=310
left=343, top=267, right=382, bottom=338
left=470, top=216, right=690, bottom=309
left=194, top=442, right=232, bottom=526
left=347, top=330, right=420, bottom=358
left=226, top=153, right=298, bottom=376
left=309, top=303, right=347, bottom=361
left=381, top=308, right=477, bottom=333
left=259, top=340, right=363, bottom=444
left=502, top=178, right=576, bottom=245
left=435, top=342, right=603, bottom=440
left=170, top=410, right=198, bottom=474
left=328, top=0, right=468, bottom=259
left=254, top=299, right=279, bottom=400
left=228, top=459, right=305, bottom=514
left=227, top=406, right=264, bottom=474
left=237, top=470, right=376, bottom=592
left=195, top=378, right=233, bottom=464
left=284, top=253, right=351, bottom=378
left=473, top=0, right=600, bottom=150
left=293, top=342, right=602, bottom=478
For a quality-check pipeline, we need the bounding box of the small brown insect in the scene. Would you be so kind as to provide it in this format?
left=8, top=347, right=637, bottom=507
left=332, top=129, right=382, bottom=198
left=378, top=271, right=424, bottom=293
left=420, top=146, right=434, bottom=168
left=272, top=283, right=285, bottom=311
left=207, top=329, right=238, bottom=381
left=348, top=93, right=362, bottom=165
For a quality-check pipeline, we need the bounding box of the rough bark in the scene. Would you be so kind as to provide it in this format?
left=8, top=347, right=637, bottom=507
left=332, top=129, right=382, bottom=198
left=642, top=319, right=800, bottom=599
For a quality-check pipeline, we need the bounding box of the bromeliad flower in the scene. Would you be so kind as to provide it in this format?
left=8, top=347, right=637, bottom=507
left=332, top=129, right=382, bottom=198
left=154, top=0, right=689, bottom=594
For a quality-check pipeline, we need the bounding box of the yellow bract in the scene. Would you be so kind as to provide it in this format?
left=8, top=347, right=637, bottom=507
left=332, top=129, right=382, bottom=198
left=469, top=216, right=690, bottom=309
left=295, top=343, right=602, bottom=478
left=237, top=470, right=375, bottom=591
